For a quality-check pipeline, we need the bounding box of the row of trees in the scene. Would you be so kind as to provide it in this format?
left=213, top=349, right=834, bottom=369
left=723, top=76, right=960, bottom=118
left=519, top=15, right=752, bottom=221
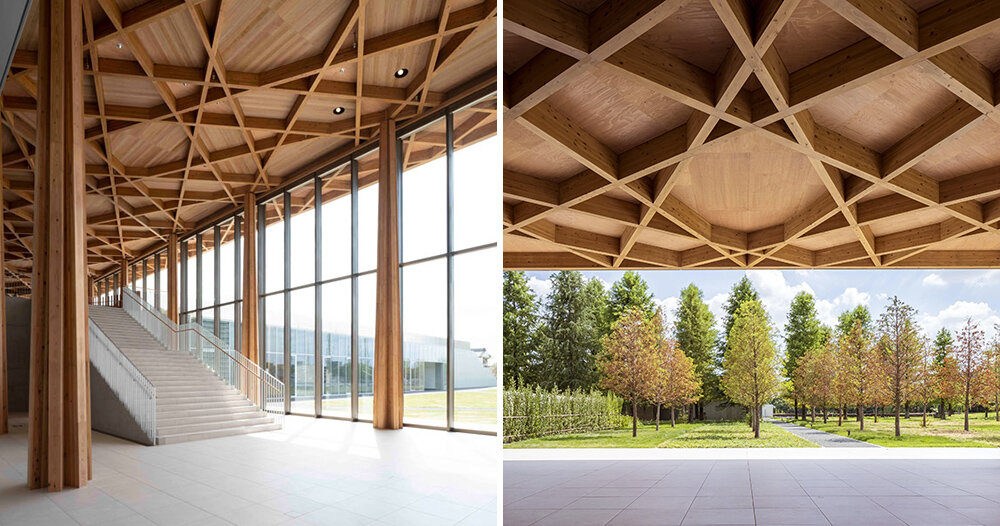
left=599, top=308, right=701, bottom=435
left=789, top=297, right=1000, bottom=434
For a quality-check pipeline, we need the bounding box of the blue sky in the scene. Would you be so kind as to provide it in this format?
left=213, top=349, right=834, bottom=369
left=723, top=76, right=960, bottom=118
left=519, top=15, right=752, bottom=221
left=524, top=269, right=1000, bottom=345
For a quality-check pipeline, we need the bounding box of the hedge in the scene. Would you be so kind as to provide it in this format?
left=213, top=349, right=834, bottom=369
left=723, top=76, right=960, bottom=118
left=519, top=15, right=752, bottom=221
left=503, top=386, right=628, bottom=442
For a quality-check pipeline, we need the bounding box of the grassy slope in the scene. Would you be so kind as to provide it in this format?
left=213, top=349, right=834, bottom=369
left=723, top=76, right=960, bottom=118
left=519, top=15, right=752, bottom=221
left=792, top=411, right=1000, bottom=447
left=505, top=421, right=817, bottom=448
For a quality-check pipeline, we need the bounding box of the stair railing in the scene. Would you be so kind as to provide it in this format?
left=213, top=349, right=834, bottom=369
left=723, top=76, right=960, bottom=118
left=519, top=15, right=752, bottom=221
left=121, top=288, right=284, bottom=426
left=88, top=318, right=157, bottom=444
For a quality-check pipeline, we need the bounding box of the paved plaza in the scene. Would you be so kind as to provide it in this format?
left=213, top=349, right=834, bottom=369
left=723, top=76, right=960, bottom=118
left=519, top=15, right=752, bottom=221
left=504, top=450, right=1000, bottom=525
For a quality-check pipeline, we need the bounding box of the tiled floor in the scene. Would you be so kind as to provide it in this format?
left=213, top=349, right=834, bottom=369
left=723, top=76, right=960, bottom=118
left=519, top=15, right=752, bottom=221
left=0, top=414, right=497, bottom=526
left=504, top=457, right=1000, bottom=525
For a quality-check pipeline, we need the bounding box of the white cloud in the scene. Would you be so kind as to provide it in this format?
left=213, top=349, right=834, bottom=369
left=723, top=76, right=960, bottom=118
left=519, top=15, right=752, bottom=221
left=922, top=273, right=946, bottom=287
left=654, top=296, right=680, bottom=327
left=527, top=277, right=552, bottom=301
left=917, top=300, right=1000, bottom=338
left=591, top=276, right=611, bottom=291
left=815, top=287, right=871, bottom=328
left=746, top=270, right=815, bottom=328
left=706, top=292, right=728, bottom=328
left=964, top=270, right=1000, bottom=287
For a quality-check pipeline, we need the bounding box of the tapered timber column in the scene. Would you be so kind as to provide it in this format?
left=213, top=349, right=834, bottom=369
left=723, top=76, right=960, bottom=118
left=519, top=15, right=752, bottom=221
left=28, top=0, right=92, bottom=491
left=118, top=256, right=127, bottom=307
left=241, top=192, right=259, bottom=365
left=167, top=234, right=178, bottom=323
left=0, top=178, right=7, bottom=435
left=373, top=118, right=403, bottom=429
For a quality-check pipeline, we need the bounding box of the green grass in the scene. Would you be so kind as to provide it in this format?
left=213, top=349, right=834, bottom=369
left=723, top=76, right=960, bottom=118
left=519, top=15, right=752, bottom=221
left=314, top=388, right=497, bottom=426
left=505, top=421, right=817, bottom=448
left=790, top=411, right=1000, bottom=447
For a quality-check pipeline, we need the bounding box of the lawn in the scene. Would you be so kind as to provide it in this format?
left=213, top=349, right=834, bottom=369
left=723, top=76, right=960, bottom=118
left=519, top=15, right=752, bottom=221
left=790, top=411, right=1000, bottom=447
left=313, top=387, right=497, bottom=428
left=505, top=421, right=817, bottom=448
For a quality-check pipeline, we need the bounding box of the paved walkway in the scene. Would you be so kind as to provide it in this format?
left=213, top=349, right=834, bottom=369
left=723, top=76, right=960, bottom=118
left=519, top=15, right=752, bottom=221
left=504, top=457, right=1000, bottom=525
left=768, top=419, right=879, bottom=448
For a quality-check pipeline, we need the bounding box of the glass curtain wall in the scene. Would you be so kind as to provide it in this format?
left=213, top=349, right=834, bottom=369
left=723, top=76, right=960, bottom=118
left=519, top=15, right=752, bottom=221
left=125, top=250, right=168, bottom=315
left=93, top=271, right=121, bottom=306
left=399, top=94, right=499, bottom=432
left=178, top=217, right=243, bottom=353
left=257, top=148, right=378, bottom=420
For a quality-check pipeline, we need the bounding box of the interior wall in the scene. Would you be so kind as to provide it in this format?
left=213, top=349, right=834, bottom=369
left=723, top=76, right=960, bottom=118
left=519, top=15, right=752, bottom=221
left=5, top=296, right=31, bottom=412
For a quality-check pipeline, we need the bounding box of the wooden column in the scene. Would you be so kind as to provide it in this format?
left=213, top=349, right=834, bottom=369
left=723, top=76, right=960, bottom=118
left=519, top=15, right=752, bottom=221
left=28, top=0, right=91, bottom=491
left=373, top=118, right=403, bottom=429
left=118, top=256, right=127, bottom=307
left=167, top=234, right=178, bottom=323
left=0, top=179, right=6, bottom=435
left=240, top=192, right=259, bottom=364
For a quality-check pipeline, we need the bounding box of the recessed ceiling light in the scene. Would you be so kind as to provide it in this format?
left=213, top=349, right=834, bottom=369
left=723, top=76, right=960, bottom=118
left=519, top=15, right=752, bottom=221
left=182, top=82, right=189, bottom=86
left=339, top=67, right=345, bottom=73
left=116, top=43, right=123, bottom=49
left=394, top=68, right=408, bottom=79
left=333, top=107, right=345, bottom=115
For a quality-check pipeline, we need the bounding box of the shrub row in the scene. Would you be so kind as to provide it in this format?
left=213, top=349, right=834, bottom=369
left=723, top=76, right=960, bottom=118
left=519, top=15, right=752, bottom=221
left=503, top=386, right=628, bottom=442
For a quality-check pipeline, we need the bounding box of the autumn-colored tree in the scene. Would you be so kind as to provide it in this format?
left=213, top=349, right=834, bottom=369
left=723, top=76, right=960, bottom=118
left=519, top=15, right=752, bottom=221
left=876, top=297, right=922, bottom=437
left=839, top=316, right=879, bottom=430
left=934, top=350, right=962, bottom=419
left=649, top=328, right=701, bottom=429
left=793, top=336, right=836, bottom=424
left=982, top=332, right=1000, bottom=422
left=909, top=338, right=934, bottom=427
left=721, top=300, right=781, bottom=438
left=599, top=307, right=659, bottom=437
left=955, top=319, right=985, bottom=431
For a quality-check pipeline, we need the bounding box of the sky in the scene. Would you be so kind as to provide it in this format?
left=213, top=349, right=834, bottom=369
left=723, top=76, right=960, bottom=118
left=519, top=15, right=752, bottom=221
left=524, top=268, right=1000, bottom=345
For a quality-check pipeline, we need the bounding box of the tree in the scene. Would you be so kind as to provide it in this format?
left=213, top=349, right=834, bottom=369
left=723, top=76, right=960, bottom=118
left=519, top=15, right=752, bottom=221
left=606, top=271, right=656, bottom=329
left=599, top=307, right=660, bottom=437
left=909, top=337, right=934, bottom=427
left=836, top=305, right=872, bottom=337
left=876, top=297, right=922, bottom=437
left=718, top=277, right=760, bottom=402
left=583, top=277, right=611, bottom=340
left=839, top=316, right=878, bottom=430
left=983, top=330, right=1000, bottom=422
left=793, top=331, right=837, bottom=424
left=538, top=271, right=604, bottom=390
left=934, top=351, right=962, bottom=419
left=674, top=284, right=718, bottom=417
left=785, top=292, right=823, bottom=420
left=932, top=327, right=954, bottom=417
left=503, top=271, right=539, bottom=386
left=721, top=299, right=781, bottom=438
left=649, top=320, right=701, bottom=430
left=955, top=319, right=985, bottom=431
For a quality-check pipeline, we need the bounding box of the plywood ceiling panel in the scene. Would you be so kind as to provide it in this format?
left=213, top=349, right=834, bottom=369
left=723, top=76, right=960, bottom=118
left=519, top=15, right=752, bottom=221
left=503, top=0, right=1000, bottom=270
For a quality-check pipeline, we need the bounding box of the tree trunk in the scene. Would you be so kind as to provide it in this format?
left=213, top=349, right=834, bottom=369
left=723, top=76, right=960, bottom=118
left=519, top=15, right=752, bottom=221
left=632, top=401, right=638, bottom=437
left=811, top=406, right=815, bottom=423
left=939, top=401, right=945, bottom=419
left=794, top=399, right=798, bottom=421
left=894, top=398, right=901, bottom=438
left=671, top=406, right=675, bottom=427
left=995, top=395, right=999, bottom=422
left=838, top=405, right=843, bottom=426
left=656, top=403, right=661, bottom=431
left=753, top=405, right=760, bottom=438
left=859, top=402, right=865, bottom=431
left=874, top=406, right=879, bottom=423
left=904, top=402, right=909, bottom=418
left=823, top=407, right=827, bottom=424
left=964, top=390, right=970, bottom=432
left=688, top=403, right=694, bottom=423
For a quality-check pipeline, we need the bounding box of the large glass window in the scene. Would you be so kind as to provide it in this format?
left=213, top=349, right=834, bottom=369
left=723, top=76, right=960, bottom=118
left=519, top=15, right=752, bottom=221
left=321, top=279, right=351, bottom=418
left=397, top=93, right=498, bottom=431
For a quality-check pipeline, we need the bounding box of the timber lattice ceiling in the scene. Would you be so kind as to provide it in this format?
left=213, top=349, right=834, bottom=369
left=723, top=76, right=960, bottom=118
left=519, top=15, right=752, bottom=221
left=0, top=0, right=497, bottom=287
left=502, top=0, right=1000, bottom=270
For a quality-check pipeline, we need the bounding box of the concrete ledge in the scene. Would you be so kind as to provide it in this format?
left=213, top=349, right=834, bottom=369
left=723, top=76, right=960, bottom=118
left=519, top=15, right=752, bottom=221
left=504, top=447, right=1000, bottom=461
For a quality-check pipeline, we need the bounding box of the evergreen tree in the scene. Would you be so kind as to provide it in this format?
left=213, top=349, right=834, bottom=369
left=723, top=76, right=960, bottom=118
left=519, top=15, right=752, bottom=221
left=605, top=271, right=656, bottom=331
left=537, top=271, right=604, bottom=390
left=502, top=271, right=539, bottom=386
left=784, top=292, right=823, bottom=419
left=584, top=277, right=611, bottom=340
left=933, top=328, right=954, bottom=366
left=717, top=276, right=760, bottom=400
left=674, top=284, right=719, bottom=402
left=836, top=305, right=871, bottom=337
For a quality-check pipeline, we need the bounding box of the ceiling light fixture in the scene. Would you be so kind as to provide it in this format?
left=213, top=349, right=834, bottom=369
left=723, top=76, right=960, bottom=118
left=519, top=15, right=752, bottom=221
left=333, top=107, right=345, bottom=115
left=182, top=82, right=189, bottom=86
left=394, top=68, right=408, bottom=78
left=116, top=43, right=123, bottom=49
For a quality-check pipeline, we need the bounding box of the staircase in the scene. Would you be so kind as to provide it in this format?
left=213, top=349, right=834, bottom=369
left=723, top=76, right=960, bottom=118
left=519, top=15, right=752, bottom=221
left=89, top=305, right=281, bottom=444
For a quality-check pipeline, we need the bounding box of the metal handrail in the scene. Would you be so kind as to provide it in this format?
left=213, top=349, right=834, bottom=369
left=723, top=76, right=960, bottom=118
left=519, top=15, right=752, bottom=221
left=121, top=288, right=285, bottom=425
left=88, top=318, right=157, bottom=444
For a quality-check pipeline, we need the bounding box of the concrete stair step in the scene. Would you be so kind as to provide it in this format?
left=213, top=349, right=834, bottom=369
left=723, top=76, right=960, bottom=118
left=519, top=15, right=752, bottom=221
left=157, top=404, right=260, bottom=419
left=157, top=410, right=265, bottom=426
left=157, top=399, right=255, bottom=413
left=156, top=422, right=282, bottom=445
left=157, top=416, right=274, bottom=435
